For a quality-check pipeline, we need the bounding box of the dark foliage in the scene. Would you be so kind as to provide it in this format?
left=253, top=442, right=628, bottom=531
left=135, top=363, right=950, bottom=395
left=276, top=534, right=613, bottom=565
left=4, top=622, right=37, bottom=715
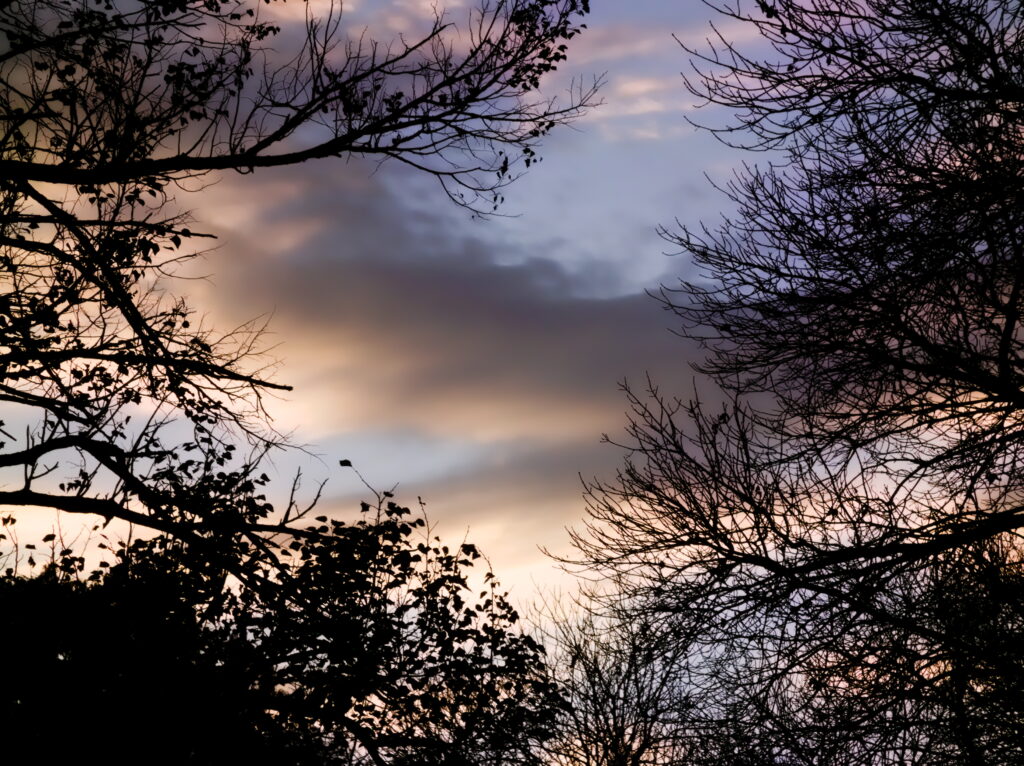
left=2, top=501, right=563, bottom=765
left=1, top=545, right=293, bottom=764
left=0, top=0, right=592, bottom=758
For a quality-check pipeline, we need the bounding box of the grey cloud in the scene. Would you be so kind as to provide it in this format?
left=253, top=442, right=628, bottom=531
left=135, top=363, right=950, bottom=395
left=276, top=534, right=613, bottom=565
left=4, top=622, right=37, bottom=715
left=178, top=131, right=714, bottom=595
left=194, top=159, right=701, bottom=443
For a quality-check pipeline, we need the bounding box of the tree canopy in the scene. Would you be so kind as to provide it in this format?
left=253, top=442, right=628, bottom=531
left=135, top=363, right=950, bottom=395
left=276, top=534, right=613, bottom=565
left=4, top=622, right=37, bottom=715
left=0, top=0, right=594, bottom=761
left=3, top=500, right=564, bottom=764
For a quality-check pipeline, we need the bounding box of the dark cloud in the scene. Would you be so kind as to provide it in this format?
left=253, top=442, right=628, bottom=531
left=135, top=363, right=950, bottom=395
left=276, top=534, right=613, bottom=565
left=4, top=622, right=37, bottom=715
left=171, top=2, right=728, bottom=591
left=178, top=156, right=711, bottom=596
left=193, top=159, right=700, bottom=443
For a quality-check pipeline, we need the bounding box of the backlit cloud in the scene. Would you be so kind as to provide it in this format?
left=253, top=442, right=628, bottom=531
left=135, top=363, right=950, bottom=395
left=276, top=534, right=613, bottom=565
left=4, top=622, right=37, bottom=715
left=180, top=153, right=704, bottom=593
left=191, top=160, right=695, bottom=444
left=170, top=1, right=741, bottom=598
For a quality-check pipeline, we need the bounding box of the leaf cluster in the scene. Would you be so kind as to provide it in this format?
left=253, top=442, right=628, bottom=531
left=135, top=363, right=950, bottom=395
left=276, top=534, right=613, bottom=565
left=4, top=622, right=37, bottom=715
left=1, top=500, right=563, bottom=765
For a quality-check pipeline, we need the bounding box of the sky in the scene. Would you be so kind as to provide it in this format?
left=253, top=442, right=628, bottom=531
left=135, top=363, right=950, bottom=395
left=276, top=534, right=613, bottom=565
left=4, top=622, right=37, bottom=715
left=179, top=0, right=755, bottom=601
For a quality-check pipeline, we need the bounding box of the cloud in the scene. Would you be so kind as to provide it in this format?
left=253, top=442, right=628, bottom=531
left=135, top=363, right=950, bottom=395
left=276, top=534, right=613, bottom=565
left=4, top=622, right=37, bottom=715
left=177, top=154, right=706, bottom=599
left=192, top=159, right=697, bottom=445
left=615, top=76, right=677, bottom=98
left=562, top=24, right=674, bottom=67
left=595, top=74, right=693, bottom=117
left=164, top=1, right=739, bottom=597
left=320, top=436, right=626, bottom=598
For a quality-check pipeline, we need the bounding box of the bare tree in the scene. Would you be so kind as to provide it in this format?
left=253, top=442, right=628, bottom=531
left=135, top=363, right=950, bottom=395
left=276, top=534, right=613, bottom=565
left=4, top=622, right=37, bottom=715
left=540, top=590, right=700, bottom=766
left=670, top=0, right=1024, bottom=481
left=571, top=2, right=1024, bottom=762
left=576, top=389, right=1024, bottom=764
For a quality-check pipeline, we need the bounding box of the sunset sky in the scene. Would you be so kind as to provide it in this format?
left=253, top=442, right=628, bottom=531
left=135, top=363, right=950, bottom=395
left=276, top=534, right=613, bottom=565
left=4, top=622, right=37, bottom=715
left=182, top=0, right=753, bottom=599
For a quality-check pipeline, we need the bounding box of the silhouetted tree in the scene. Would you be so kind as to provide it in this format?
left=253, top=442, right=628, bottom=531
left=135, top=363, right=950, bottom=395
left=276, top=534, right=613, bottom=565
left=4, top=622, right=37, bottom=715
left=2, top=500, right=563, bottom=765
left=0, top=0, right=592, bottom=756
left=540, top=592, right=699, bottom=766
left=1, top=539, right=299, bottom=764
left=3, top=0, right=594, bottom=204
left=571, top=1, right=1024, bottom=763
left=0, top=0, right=593, bottom=560
left=672, top=0, right=1024, bottom=483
